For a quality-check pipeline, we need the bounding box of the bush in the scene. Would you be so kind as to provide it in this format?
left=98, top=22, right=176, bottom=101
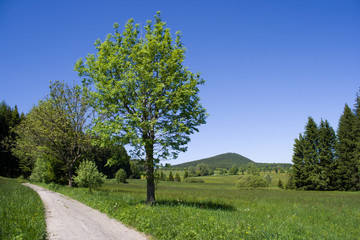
left=74, top=160, right=105, bottom=192
left=115, top=168, right=127, bottom=183
left=263, top=174, right=272, bottom=185
left=278, top=179, right=284, bottom=189
left=30, top=158, right=50, bottom=183
left=175, top=173, right=181, bottom=182
left=236, top=175, right=268, bottom=188
left=184, top=177, right=205, bottom=183
left=168, top=171, right=174, bottom=181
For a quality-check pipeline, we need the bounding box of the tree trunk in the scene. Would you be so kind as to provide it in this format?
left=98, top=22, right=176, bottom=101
left=68, top=163, right=73, bottom=187
left=145, top=140, right=155, bottom=205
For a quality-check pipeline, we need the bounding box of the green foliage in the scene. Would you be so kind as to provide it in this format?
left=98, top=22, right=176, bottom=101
left=175, top=173, right=181, bottom=182
left=184, top=177, right=205, bottom=183
left=115, top=169, right=127, bottom=183
left=0, top=178, right=46, bottom=239
left=278, top=179, right=284, bottom=189
left=263, top=174, right=272, bottom=185
left=76, top=12, right=207, bottom=203
left=183, top=171, right=189, bottom=179
left=0, top=101, right=24, bottom=177
left=246, top=162, right=259, bottom=175
left=74, top=160, right=105, bottom=192
left=168, top=171, right=174, bottom=181
left=13, top=81, right=92, bottom=186
left=229, top=164, right=239, bottom=175
left=236, top=175, right=268, bottom=188
left=29, top=157, right=50, bottom=183
left=130, top=161, right=141, bottom=179
left=196, top=163, right=213, bottom=176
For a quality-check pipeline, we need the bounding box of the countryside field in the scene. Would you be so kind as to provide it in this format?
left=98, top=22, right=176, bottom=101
left=37, top=173, right=360, bottom=240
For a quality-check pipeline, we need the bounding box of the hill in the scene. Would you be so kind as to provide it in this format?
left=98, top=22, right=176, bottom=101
left=173, top=153, right=253, bottom=169
left=172, top=152, right=292, bottom=169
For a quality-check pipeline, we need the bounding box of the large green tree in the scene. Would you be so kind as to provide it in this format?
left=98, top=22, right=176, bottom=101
left=337, top=104, right=358, bottom=190
left=14, top=81, right=93, bottom=186
left=75, top=13, right=207, bottom=203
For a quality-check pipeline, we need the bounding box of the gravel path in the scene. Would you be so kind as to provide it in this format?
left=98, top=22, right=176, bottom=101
left=23, top=183, right=148, bottom=240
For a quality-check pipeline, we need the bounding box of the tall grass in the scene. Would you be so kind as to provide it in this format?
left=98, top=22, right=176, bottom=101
left=39, top=175, right=360, bottom=240
left=0, top=178, right=46, bottom=240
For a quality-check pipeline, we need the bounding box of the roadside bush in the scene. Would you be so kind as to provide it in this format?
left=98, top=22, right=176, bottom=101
left=236, top=175, right=268, bottom=188
left=184, top=177, right=205, bottom=183
left=30, top=157, right=50, bottom=183
left=74, top=160, right=106, bottom=192
left=115, top=169, right=127, bottom=183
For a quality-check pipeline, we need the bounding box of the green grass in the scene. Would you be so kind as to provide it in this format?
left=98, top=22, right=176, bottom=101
left=0, top=177, right=46, bottom=240
left=38, top=174, right=360, bottom=240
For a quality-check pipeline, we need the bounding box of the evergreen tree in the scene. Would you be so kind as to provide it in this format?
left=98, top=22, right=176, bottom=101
left=352, top=91, right=360, bottom=190
left=292, top=133, right=306, bottom=189
left=168, top=171, right=174, bottom=181
left=317, top=119, right=337, bottom=190
left=336, top=104, right=357, bottom=190
left=183, top=171, right=189, bottom=180
left=175, top=172, right=181, bottom=182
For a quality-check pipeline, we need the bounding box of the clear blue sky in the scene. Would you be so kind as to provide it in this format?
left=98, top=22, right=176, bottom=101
left=1, top=0, right=359, bottom=164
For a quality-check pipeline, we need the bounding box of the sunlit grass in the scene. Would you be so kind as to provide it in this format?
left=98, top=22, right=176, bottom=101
left=0, top=178, right=46, bottom=240
left=38, top=174, right=360, bottom=239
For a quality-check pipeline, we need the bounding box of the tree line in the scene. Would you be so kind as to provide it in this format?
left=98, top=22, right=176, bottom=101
left=290, top=90, right=360, bottom=191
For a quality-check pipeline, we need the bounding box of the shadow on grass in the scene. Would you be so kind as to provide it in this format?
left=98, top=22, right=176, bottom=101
left=146, top=199, right=236, bottom=211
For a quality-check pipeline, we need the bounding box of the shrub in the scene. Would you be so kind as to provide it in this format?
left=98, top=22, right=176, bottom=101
left=115, top=168, right=127, bottom=183
left=278, top=179, right=284, bottom=189
left=236, top=175, right=268, bottom=188
left=168, top=171, right=174, bottom=181
left=74, top=160, right=105, bottom=192
left=263, top=174, right=272, bottom=185
left=184, top=177, right=205, bottom=183
left=30, top=157, right=50, bottom=183
left=175, top=173, right=181, bottom=182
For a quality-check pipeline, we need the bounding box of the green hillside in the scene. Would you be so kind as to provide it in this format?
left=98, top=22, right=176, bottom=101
left=173, top=152, right=292, bottom=169
left=173, top=153, right=253, bottom=169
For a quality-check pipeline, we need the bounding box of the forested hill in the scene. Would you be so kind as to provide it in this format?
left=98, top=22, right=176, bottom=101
left=173, top=153, right=292, bottom=169
left=173, top=153, right=253, bottom=169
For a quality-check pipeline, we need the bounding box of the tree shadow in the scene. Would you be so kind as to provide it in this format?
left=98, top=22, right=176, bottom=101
left=143, top=199, right=236, bottom=211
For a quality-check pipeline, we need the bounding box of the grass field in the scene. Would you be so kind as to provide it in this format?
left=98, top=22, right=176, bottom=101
left=0, top=177, right=46, bottom=240
left=37, top=173, right=360, bottom=240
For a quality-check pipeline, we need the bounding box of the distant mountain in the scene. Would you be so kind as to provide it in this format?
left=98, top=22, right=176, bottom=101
left=172, top=152, right=292, bottom=169
left=173, top=153, right=253, bottom=169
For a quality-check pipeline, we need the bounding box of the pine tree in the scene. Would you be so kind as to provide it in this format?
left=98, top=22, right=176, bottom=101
left=317, top=119, right=337, bottom=190
left=168, top=171, right=174, bottom=181
left=352, top=91, right=360, bottom=190
left=292, top=133, right=306, bottom=189
left=336, top=104, right=357, bottom=190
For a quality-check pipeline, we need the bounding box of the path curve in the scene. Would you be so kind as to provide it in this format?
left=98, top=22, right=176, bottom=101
left=23, top=183, right=148, bottom=240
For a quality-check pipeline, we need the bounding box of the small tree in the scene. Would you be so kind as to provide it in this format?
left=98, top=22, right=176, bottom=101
left=168, top=171, right=174, bottom=181
left=229, top=164, right=238, bottom=175
left=278, top=179, right=284, bottom=189
left=175, top=173, right=181, bottom=182
left=160, top=170, right=166, bottom=181
left=263, top=174, right=272, bottom=185
left=183, top=171, right=189, bottom=180
left=115, top=168, right=127, bottom=183
left=74, top=160, right=105, bottom=192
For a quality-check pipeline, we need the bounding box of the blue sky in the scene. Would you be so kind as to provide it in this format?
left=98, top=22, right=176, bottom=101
left=1, top=0, right=359, bottom=164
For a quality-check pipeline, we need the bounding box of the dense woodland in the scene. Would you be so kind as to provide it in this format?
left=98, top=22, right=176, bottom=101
left=291, top=90, right=360, bottom=191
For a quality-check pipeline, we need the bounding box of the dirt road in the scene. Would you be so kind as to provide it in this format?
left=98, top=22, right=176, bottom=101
left=23, top=183, right=148, bottom=240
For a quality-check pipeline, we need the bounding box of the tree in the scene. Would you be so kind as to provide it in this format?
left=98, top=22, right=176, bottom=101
left=74, top=160, right=105, bottom=192
left=115, top=168, right=127, bottom=183
left=183, top=170, right=189, bottom=179
left=246, top=163, right=259, bottom=175
left=175, top=172, right=181, bottom=182
left=229, top=164, right=238, bottom=175
left=130, top=161, right=141, bottom=179
left=317, top=119, right=337, bottom=190
left=337, top=104, right=358, bottom=190
left=168, top=171, right=174, bottom=181
left=75, top=13, right=207, bottom=203
left=278, top=179, right=284, bottom=189
left=14, top=81, right=93, bottom=186
left=0, top=101, right=23, bottom=177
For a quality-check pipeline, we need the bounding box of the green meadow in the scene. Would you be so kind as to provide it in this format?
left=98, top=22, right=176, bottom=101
left=38, top=173, right=360, bottom=240
left=0, top=178, right=46, bottom=240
